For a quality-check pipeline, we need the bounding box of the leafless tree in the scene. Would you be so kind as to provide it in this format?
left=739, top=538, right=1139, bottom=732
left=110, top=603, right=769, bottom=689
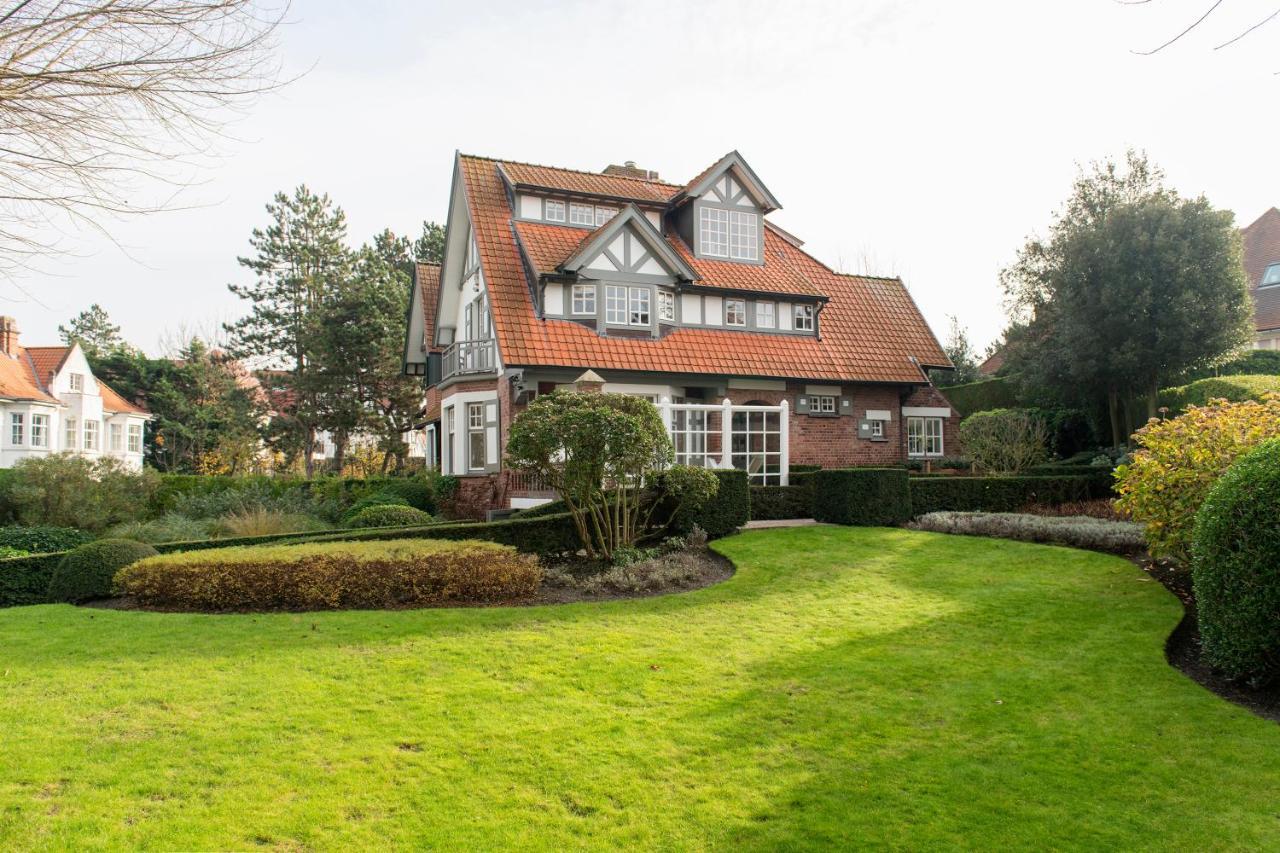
left=0, top=1, right=289, bottom=276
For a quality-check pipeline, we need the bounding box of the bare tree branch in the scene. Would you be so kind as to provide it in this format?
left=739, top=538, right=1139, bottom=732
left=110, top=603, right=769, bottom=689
left=0, top=0, right=291, bottom=279
left=1130, top=0, right=1223, bottom=55
left=1215, top=6, right=1280, bottom=49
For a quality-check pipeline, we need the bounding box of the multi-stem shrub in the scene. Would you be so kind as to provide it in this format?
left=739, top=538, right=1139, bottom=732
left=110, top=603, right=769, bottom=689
left=1191, top=439, right=1280, bottom=683
left=957, top=408, right=1050, bottom=474
left=47, top=538, right=158, bottom=603
left=116, top=539, right=541, bottom=611
left=3, top=454, right=158, bottom=532
left=345, top=505, right=434, bottom=529
left=1115, top=394, right=1280, bottom=560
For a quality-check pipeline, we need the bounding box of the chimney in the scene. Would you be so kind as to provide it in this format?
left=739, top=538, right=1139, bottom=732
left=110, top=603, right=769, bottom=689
left=602, top=160, right=658, bottom=180
left=0, top=316, right=18, bottom=356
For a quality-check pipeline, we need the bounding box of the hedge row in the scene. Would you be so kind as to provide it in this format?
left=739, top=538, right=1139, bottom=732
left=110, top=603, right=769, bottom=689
left=942, top=377, right=1020, bottom=416
left=676, top=469, right=750, bottom=538
left=749, top=485, right=812, bottom=521
left=813, top=468, right=913, bottom=526
left=149, top=473, right=453, bottom=515
left=0, top=511, right=580, bottom=608
left=1159, top=374, right=1280, bottom=414
left=908, top=474, right=1106, bottom=516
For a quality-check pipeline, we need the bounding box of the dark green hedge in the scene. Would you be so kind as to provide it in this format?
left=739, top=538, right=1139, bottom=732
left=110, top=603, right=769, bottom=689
left=812, top=468, right=912, bottom=526
left=676, top=469, right=750, bottom=538
left=750, top=485, right=812, bottom=520
left=943, top=377, right=1020, bottom=417
left=909, top=474, right=1106, bottom=516
left=1159, top=374, right=1280, bottom=414
left=0, top=552, right=63, bottom=607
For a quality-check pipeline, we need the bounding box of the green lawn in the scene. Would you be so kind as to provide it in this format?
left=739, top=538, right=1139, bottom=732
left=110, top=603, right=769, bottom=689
left=1, top=526, right=1278, bottom=850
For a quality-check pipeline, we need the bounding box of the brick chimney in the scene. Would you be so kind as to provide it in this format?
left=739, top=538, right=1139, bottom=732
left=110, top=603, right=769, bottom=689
left=0, top=316, right=19, bottom=356
left=602, top=160, right=658, bottom=180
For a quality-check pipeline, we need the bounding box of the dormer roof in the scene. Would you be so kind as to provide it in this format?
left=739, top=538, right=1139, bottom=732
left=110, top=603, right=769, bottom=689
left=497, top=159, right=680, bottom=205
left=673, top=150, right=782, bottom=213
left=559, top=204, right=698, bottom=281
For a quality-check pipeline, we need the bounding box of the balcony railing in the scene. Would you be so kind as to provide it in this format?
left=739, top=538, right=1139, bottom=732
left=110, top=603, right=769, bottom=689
left=442, top=338, right=496, bottom=381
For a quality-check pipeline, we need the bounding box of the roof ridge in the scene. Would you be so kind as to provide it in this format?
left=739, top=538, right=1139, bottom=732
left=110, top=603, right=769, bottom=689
left=461, top=152, right=682, bottom=188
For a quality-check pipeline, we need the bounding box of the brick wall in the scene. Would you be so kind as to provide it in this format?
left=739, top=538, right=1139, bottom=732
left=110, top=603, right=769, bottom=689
left=903, top=385, right=962, bottom=457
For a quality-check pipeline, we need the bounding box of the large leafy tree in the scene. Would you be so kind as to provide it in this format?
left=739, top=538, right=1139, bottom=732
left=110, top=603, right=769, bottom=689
left=1000, top=151, right=1252, bottom=447
left=929, top=315, right=981, bottom=387
left=226, top=185, right=350, bottom=475
left=59, top=304, right=129, bottom=360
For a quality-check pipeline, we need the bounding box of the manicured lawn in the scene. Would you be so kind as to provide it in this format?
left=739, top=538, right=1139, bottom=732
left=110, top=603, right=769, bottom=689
left=1, top=526, right=1278, bottom=849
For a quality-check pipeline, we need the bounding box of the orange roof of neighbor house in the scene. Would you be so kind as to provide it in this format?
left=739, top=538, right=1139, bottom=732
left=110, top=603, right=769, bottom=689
left=0, top=352, right=59, bottom=403
left=97, top=379, right=148, bottom=415
left=0, top=343, right=148, bottom=413
left=24, top=345, right=71, bottom=387
left=460, top=155, right=949, bottom=383
left=1242, top=208, right=1280, bottom=332
left=415, top=262, right=443, bottom=353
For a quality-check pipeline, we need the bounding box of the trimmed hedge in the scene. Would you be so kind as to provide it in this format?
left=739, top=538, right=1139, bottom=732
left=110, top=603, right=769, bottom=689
left=47, top=539, right=158, bottom=603
left=0, top=552, right=63, bottom=607
left=909, top=474, right=1106, bottom=516
left=812, top=468, right=912, bottom=526
left=1159, top=374, right=1280, bottom=414
left=117, top=539, right=541, bottom=611
left=676, top=469, right=749, bottom=538
left=0, top=526, right=93, bottom=554
left=1191, top=439, right=1280, bottom=682
left=750, top=485, right=812, bottom=520
left=346, top=505, right=434, bottom=529
left=943, top=377, right=1020, bottom=417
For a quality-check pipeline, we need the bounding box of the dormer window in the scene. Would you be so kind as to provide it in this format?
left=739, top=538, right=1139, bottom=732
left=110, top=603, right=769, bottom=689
left=725, top=299, right=747, bottom=326
left=699, top=207, right=758, bottom=261
left=69, top=373, right=84, bottom=392
left=1263, top=263, right=1280, bottom=287
left=569, top=203, right=595, bottom=226
left=794, top=304, right=814, bottom=331
left=545, top=200, right=566, bottom=222
left=594, top=207, right=618, bottom=226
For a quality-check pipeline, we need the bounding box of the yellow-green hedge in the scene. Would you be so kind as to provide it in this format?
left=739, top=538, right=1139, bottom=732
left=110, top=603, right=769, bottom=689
left=115, top=539, right=541, bottom=611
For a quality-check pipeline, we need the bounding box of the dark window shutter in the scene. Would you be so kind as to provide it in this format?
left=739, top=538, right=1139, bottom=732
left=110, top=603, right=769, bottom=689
left=484, top=400, right=501, bottom=473
left=796, top=395, right=811, bottom=415
left=839, top=396, right=853, bottom=417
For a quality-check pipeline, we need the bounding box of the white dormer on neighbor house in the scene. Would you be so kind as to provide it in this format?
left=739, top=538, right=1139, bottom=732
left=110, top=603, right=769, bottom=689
left=0, top=317, right=151, bottom=470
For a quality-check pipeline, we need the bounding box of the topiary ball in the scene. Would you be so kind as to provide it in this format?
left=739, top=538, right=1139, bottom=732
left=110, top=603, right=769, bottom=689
left=1191, top=438, right=1280, bottom=683
left=47, top=538, right=159, bottom=603
left=344, top=505, right=434, bottom=530
left=341, top=491, right=410, bottom=523
left=378, top=479, right=435, bottom=513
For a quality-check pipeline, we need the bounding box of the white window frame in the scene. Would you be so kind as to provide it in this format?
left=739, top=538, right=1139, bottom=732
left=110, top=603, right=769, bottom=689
left=907, top=416, right=944, bottom=458
left=109, top=423, right=123, bottom=451
left=445, top=408, right=456, bottom=474
left=467, top=402, right=485, bottom=471
left=9, top=413, right=22, bottom=446
left=794, top=304, right=815, bottom=331
left=127, top=423, right=142, bottom=454
left=569, top=202, right=595, bottom=226
left=83, top=419, right=99, bottom=451
left=594, top=206, right=618, bottom=226
left=725, top=299, right=746, bottom=327
left=870, top=419, right=884, bottom=438
left=1263, top=263, right=1280, bottom=287
left=544, top=199, right=566, bottom=223
left=69, top=373, right=84, bottom=392
left=31, top=413, right=47, bottom=448
left=699, top=207, right=730, bottom=257
left=729, top=210, right=759, bottom=261
left=755, top=302, right=775, bottom=329
left=64, top=417, right=77, bottom=450
left=606, top=285, right=650, bottom=327
left=571, top=284, right=596, bottom=316
left=814, top=396, right=836, bottom=415
left=658, top=290, right=675, bottom=322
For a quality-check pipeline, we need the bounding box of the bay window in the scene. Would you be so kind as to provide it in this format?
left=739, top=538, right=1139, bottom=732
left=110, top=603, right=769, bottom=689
left=10, top=413, right=22, bottom=445
left=467, top=403, right=485, bottom=471
left=31, top=414, right=47, bottom=448
left=127, top=423, right=142, bottom=453
left=110, top=423, right=124, bottom=451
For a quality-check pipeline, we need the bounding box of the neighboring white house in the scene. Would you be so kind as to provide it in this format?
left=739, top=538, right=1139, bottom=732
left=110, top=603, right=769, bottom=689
left=0, top=317, right=151, bottom=470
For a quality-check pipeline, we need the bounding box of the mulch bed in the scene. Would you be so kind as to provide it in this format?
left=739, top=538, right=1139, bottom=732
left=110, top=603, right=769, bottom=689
left=1135, top=555, right=1280, bottom=723
left=83, top=549, right=735, bottom=614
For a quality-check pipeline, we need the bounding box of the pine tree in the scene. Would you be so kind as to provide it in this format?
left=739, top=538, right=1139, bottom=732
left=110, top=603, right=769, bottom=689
left=413, top=220, right=446, bottom=265
left=59, top=304, right=128, bottom=359
left=226, top=186, right=350, bottom=475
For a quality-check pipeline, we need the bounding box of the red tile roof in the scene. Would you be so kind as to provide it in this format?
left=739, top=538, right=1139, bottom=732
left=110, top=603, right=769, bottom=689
left=0, top=352, right=59, bottom=403
left=1242, top=208, right=1280, bottom=332
left=0, top=344, right=148, bottom=413
left=460, top=155, right=949, bottom=383
left=97, top=379, right=148, bottom=415
left=497, top=159, right=680, bottom=204
left=415, top=262, right=443, bottom=353
left=24, top=346, right=70, bottom=387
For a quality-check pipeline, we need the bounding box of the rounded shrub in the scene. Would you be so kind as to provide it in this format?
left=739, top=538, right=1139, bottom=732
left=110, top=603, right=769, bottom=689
left=47, top=538, right=159, bottom=603
left=1191, top=439, right=1280, bottom=683
left=345, top=504, right=434, bottom=529
left=378, top=478, right=435, bottom=513
left=0, top=525, right=93, bottom=554
left=342, top=491, right=409, bottom=522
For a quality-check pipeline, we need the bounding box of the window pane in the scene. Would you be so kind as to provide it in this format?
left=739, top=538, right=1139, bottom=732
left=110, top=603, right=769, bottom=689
left=570, top=203, right=594, bottom=225
left=595, top=207, right=617, bottom=226
left=629, top=287, right=650, bottom=325
left=729, top=211, right=758, bottom=260
left=725, top=300, right=746, bottom=325
left=794, top=304, right=814, bottom=330
left=572, top=284, right=595, bottom=315
left=658, top=291, right=675, bottom=321
left=606, top=285, right=627, bottom=324
left=756, top=302, right=775, bottom=328
left=699, top=207, right=729, bottom=257
left=1264, top=263, right=1280, bottom=286
left=545, top=200, right=565, bottom=222
left=469, top=431, right=485, bottom=469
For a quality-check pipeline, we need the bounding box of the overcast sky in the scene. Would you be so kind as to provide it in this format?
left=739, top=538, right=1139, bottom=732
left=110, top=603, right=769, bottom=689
left=8, top=0, right=1279, bottom=356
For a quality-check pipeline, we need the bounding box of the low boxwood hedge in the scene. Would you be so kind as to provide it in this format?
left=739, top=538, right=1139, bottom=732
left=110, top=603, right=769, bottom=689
left=0, top=552, right=63, bottom=607
left=116, top=539, right=541, bottom=611
left=750, top=485, right=812, bottom=521
left=0, top=525, right=93, bottom=554
left=908, top=474, right=1105, bottom=516
left=675, top=469, right=749, bottom=538
left=812, top=468, right=912, bottom=526
left=345, top=505, right=434, bottom=529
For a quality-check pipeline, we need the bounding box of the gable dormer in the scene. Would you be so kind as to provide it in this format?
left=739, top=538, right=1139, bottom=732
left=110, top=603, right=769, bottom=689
left=672, top=151, right=781, bottom=266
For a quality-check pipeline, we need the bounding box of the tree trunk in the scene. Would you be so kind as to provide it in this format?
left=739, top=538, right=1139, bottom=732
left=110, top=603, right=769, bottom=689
left=332, top=429, right=348, bottom=476
left=1107, top=389, right=1124, bottom=449
left=1146, top=378, right=1159, bottom=422
left=303, top=426, right=315, bottom=477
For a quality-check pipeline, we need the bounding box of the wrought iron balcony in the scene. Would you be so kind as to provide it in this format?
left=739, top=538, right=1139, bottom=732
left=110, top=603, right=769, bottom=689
left=442, top=338, right=497, bottom=381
